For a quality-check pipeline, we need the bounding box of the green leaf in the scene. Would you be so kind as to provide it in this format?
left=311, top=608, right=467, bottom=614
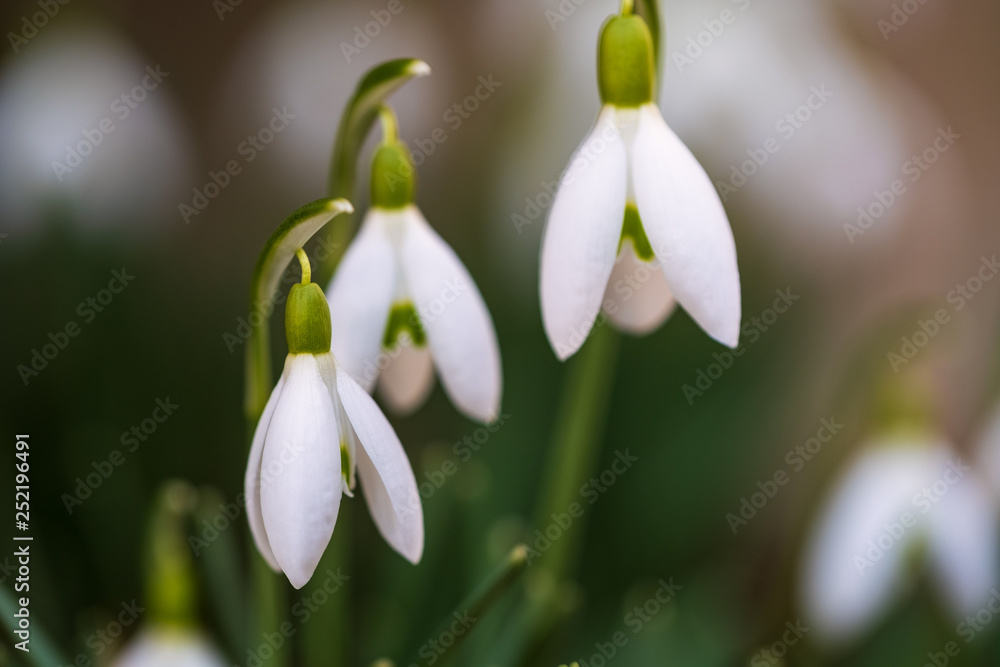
left=244, top=198, right=353, bottom=420
left=636, top=0, right=663, bottom=93
left=321, top=58, right=430, bottom=279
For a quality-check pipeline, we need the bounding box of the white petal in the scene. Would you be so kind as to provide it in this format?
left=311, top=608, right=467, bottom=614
left=325, top=210, right=398, bottom=392
left=336, top=365, right=423, bottom=563
left=800, top=442, right=940, bottom=642
left=601, top=239, right=676, bottom=335
left=112, top=629, right=227, bottom=667
left=397, top=206, right=502, bottom=422
left=260, top=354, right=342, bottom=589
left=632, top=104, right=741, bottom=347
left=974, top=406, right=1000, bottom=497
left=244, top=356, right=292, bottom=572
left=926, top=468, right=1000, bottom=617
left=377, top=342, right=435, bottom=416
left=540, top=105, right=628, bottom=360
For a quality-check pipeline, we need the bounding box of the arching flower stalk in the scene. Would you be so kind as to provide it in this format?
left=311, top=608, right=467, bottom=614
left=540, top=1, right=741, bottom=360
left=246, top=250, right=423, bottom=589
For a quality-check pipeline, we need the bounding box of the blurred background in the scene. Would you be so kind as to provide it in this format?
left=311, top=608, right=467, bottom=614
left=1, top=0, right=999, bottom=665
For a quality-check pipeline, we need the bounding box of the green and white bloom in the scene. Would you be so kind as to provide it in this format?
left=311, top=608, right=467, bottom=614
left=540, top=7, right=740, bottom=360
left=326, top=110, right=501, bottom=422
left=800, top=435, right=998, bottom=643
left=247, top=255, right=423, bottom=589
left=113, top=629, right=226, bottom=667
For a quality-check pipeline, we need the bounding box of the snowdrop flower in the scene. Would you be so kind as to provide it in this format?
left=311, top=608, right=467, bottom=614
left=800, top=435, right=998, bottom=643
left=247, top=252, right=423, bottom=588
left=326, top=108, right=501, bottom=422
left=539, top=3, right=740, bottom=360
left=113, top=628, right=226, bottom=667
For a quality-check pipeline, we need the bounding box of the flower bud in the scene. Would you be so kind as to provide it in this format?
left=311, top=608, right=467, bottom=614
left=598, top=15, right=655, bottom=107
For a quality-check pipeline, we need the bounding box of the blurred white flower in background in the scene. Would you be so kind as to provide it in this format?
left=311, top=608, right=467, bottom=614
left=974, top=406, right=1000, bottom=501
left=800, top=436, right=999, bottom=643
left=112, top=628, right=226, bottom=667
left=0, top=22, right=192, bottom=235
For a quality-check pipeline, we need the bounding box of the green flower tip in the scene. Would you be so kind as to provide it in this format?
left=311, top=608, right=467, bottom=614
left=285, top=282, right=332, bottom=355
left=371, top=141, right=417, bottom=209
left=598, top=14, right=655, bottom=107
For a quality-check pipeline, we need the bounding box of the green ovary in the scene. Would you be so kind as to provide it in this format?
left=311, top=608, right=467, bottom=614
left=381, top=301, right=427, bottom=348
left=619, top=203, right=654, bottom=261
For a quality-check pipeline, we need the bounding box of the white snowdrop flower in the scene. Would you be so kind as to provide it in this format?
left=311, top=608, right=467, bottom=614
left=113, top=628, right=227, bottom=667
left=800, top=436, right=999, bottom=644
left=247, top=257, right=423, bottom=588
left=539, top=7, right=740, bottom=360
left=326, top=110, right=502, bottom=423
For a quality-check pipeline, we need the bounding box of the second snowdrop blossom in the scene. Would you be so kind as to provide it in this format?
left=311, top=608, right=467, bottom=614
left=246, top=251, right=423, bottom=588
left=800, top=434, right=999, bottom=643
left=540, top=5, right=741, bottom=360
left=326, top=107, right=502, bottom=423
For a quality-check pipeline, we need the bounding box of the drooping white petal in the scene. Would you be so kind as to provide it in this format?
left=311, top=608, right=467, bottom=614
left=926, top=469, right=1000, bottom=617
left=800, top=442, right=940, bottom=643
left=112, top=629, right=227, bottom=667
left=397, top=206, right=502, bottom=422
left=601, top=239, right=676, bottom=335
left=377, top=342, right=435, bottom=416
left=244, top=356, right=293, bottom=572
left=326, top=210, right=399, bottom=392
left=335, top=365, right=423, bottom=563
left=540, top=105, right=629, bottom=360
left=260, top=354, right=342, bottom=589
left=631, top=104, right=741, bottom=347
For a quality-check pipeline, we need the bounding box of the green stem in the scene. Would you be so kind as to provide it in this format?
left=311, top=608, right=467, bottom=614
left=295, top=248, right=311, bottom=284
left=402, top=545, right=529, bottom=667
left=621, top=0, right=635, bottom=15
left=533, top=326, right=620, bottom=582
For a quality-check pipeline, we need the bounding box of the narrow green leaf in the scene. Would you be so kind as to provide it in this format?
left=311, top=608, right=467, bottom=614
left=244, top=198, right=354, bottom=421
left=398, top=545, right=528, bottom=667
